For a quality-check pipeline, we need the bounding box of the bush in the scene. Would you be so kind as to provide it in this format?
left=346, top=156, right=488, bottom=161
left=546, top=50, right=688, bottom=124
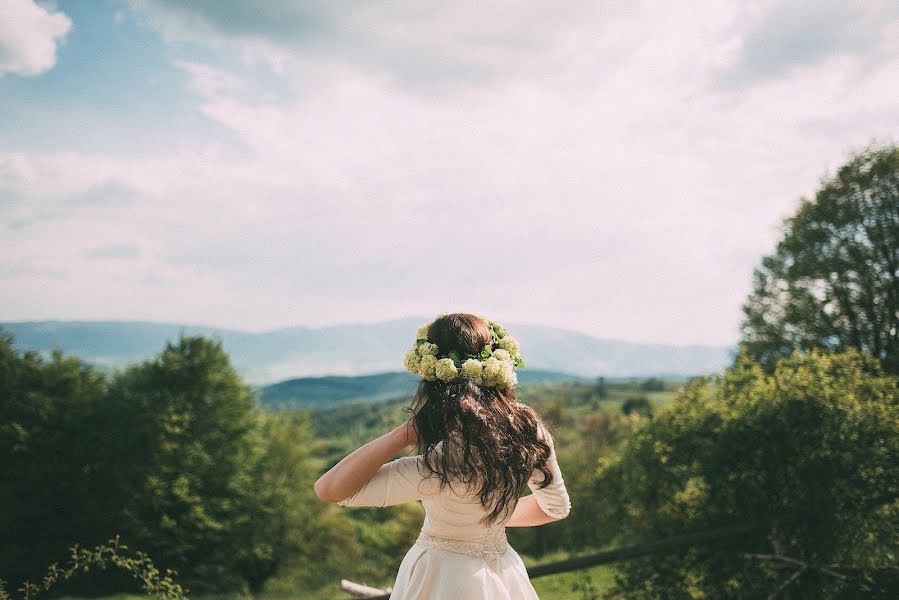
left=593, top=348, right=899, bottom=598
left=621, top=396, right=653, bottom=417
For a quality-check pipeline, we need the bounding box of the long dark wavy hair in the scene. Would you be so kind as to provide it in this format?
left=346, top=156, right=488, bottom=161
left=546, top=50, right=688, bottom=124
left=403, top=313, right=554, bottom=526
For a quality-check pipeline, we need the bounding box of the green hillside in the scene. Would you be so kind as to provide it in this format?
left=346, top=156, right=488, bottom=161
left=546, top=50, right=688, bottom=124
left=256, top=369, right=595, bottom=410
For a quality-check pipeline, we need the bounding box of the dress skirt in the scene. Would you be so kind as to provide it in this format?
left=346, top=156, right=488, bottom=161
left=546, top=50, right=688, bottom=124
left=388, top=530, right=540, bottom=599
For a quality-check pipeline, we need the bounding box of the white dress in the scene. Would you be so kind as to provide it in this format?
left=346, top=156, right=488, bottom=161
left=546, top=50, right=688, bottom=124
left=337, top=428, right=571, bottom=599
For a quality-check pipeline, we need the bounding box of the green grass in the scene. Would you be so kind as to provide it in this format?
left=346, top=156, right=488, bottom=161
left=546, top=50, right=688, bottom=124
left=531, top=566, right=617, bottom=599
left=521, top=548, right=618, bottom=599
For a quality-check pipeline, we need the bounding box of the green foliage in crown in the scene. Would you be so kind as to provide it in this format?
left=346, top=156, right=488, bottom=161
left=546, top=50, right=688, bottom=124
left=402, top=314, right=524, bottom=388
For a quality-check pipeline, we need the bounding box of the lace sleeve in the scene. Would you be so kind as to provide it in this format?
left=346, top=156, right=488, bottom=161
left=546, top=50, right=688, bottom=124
left=337, top=449, right=440, bottom=508
left=526, top=426, right=571, bottom=519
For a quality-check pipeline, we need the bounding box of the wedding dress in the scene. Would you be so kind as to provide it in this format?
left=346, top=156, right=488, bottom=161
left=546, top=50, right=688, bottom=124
left=337, top=426, right=571, bottom=599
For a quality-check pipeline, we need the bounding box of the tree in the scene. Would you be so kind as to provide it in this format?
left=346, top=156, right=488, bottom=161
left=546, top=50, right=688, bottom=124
left=0, top=330, right=123, bottom=590
left=595, top=377, right=609, bottom=399
left=238, top=411, right=336, bottom=593
left=621, top=395, right=652, bottom=417
left=109, top=334, right=270, bottom=593
left=640, top=377, right=665, bottom=392
left=592, top=348, right=899, bottom=598
left=0, top=330, right=351, bottom=597
left=739, top=141, right=899, bottom=375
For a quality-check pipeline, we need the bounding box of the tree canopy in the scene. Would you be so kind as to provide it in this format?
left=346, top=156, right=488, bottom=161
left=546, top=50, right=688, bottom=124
left=0, top=332, right=342, bottom=596
left=592, top=348, right=899, bottom=598
left=740, top=141, right=899, bottom=374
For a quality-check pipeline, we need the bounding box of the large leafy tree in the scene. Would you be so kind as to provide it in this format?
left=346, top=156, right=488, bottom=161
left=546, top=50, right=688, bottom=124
left=0, top=330, right=354, bottom=596
left=740, top=142, right=899, bottom=374
left=108, top=334, right=274, bottom=593
left=592, top=348, right=899, bottom=598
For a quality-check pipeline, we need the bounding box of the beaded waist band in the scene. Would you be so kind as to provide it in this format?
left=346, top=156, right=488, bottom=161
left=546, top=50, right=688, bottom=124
left=415, top=530, right=509, bottom=560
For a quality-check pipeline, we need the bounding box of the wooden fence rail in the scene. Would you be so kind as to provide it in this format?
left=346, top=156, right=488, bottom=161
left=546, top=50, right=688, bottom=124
left=351, top=519, right=777, bottom=599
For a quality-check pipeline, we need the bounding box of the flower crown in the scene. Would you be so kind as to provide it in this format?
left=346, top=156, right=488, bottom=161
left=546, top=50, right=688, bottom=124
left=403, top=314, right=524, bottom=389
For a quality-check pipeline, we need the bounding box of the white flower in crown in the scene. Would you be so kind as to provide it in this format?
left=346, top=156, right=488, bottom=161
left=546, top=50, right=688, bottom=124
left=497, top=336, right=520, bottom=356
left=435, top=358, right=459, bottom=382
left=419, top=354, right=438, bottom=381
left=404, top=350, right=421, bottom=374
left=461, top=358, right=483, bottom=383
left=417, top=342, right=439, bottom=356
left=498, top=360, right=516, bottom=388
left=482, top=356, right=502, bottom=386
left=404, top=315, right=523, bottom=389
left=493, top=349, right=512, bottom=363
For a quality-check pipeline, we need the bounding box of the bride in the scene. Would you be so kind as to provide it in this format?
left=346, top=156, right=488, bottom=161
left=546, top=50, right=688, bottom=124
left=314, top=312, right=571, bottom=599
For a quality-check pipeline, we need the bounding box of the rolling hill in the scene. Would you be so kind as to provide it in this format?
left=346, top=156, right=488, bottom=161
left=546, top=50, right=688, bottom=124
left=256, top=368, right=594, bottom=410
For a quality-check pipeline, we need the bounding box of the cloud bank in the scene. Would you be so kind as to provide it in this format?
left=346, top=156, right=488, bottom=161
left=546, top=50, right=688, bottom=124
left=0, top=0, right=71, bottom=77
left=1, top=1, right=898, bottom=346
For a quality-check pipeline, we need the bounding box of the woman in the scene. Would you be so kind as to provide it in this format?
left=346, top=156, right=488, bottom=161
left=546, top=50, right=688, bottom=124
left=314, top=312, right=571, bottom=599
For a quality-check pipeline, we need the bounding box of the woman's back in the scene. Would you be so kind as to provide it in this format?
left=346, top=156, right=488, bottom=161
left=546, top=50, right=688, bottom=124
left=337, top=428, right=570, bottom=599
left=323, top=313, right=571, bottom=598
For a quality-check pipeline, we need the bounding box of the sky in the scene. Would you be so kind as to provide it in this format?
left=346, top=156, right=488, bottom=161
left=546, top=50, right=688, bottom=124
left=1, top=0, right=897, bottom=346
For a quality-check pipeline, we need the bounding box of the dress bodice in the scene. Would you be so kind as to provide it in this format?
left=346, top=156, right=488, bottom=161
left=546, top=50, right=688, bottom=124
left=336, top=425, right=570, bottom=600
left=337, top=425, right=571, bottom=538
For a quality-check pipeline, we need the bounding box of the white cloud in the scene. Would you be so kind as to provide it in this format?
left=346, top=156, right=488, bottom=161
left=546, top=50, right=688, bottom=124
left=173, top=60, right=244, bottom=100
left=715, top=0, right=899, bottom=89
left=0, top=0, right=71, bottom=77
left=128, top=1, right=611, bottom=85
left=2, top=1, right=898, bottom=346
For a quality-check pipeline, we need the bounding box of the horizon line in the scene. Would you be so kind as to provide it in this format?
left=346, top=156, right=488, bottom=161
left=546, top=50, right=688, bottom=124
left=1, top=316, right=741, bottom=349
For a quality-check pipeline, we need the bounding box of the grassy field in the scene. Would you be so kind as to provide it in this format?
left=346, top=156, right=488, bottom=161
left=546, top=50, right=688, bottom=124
left=524, top=549, right=618, bottom=599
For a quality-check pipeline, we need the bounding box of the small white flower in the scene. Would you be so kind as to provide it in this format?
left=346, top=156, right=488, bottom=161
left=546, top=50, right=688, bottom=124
left=416, top=324, right=431, bottom=340
left=498, top=360, right=516, bottom=388
left=419, top=355, right=438, bottom=381
left=435, top=358, right=459, bottom=382
left=493, top=349, right=512, bottom=363
left=417, top=342, right=439, bottom=356
left=498, top=336, right=520, bottom=355
left=483, top=356, right=502, bottom=386
left=461, top=359, right=484, bottom=383
left=404, top=350, right=421, bottom=374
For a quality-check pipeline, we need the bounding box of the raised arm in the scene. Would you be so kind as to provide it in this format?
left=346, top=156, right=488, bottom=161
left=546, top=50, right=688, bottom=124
left=314, top=420, right=417, bottom=503
left=506, top=424, right=571, bottom=526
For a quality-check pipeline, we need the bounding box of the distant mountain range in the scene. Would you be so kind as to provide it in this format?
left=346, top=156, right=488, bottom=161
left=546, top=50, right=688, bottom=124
left=0, top=318, right=737, bottom=385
